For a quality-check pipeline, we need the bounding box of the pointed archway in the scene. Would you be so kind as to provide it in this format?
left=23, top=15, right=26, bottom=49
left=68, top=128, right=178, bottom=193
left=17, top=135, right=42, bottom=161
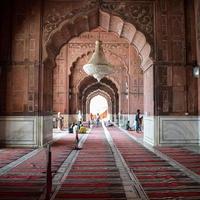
left=81, top=77, right=118, bottom=123
left=89, top=94, right=109, bottom=120
left=42, top=9, right=154, bottom=146
left=44, top=10, right=152, bottom=70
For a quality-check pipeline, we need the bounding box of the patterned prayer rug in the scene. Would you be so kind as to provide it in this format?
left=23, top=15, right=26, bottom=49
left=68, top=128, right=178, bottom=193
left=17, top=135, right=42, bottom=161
left=0, top=148, right=33, bottom=168
left=54, top=127, right=127, bottom=200
left=157, top=146, right=200, bottom=176
left=108, top=127, right=200, bottom=199
left=0, top=134, right=76, bottom=200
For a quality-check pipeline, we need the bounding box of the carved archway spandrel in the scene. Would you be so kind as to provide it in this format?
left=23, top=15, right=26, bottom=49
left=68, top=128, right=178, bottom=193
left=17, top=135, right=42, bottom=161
left=100, top=1, right=154, bottom=45
left=44, top=3, right=154, bottom=70
left=43, top=0, right=99, bottom=41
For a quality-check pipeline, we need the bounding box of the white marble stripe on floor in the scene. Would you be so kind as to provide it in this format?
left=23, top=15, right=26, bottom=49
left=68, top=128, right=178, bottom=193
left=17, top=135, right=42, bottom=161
left=103, top=124, right=148, bottom=200
left=119, top=127, right=200, bottom=184
left=0, top=148, right=43, bottom=176
left=46, top=134, right=89, bottom=200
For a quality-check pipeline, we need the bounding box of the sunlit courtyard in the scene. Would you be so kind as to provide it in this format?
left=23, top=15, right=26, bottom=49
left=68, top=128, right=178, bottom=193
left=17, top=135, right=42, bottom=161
left=90, top=95, right=109, bottom=120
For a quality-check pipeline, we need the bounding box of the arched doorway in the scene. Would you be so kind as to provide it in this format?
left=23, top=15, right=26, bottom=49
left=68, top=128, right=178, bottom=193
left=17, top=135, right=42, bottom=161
left=90, top=95, right=108, bottom=120
left=44, top=10, right=153, bottom=146
left=1, top=1, right=198, bottom=148
left=78, top=76, right=118, bottom=123
left=53, top=26, right=149, bottom=126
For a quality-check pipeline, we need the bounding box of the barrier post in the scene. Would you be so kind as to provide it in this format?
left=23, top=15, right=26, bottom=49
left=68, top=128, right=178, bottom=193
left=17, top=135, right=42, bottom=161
left=45, top=143, right=52, bottom=200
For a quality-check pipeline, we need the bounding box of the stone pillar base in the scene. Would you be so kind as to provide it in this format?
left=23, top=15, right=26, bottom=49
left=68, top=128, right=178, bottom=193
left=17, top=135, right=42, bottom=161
left=0, top=115, right=53, bottom=147
left=144, top=116, right=200, bottom=146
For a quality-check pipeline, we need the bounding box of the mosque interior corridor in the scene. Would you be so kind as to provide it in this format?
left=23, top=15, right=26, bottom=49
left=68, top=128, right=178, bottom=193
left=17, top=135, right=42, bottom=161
left=0, top=0, right=200, bottom=199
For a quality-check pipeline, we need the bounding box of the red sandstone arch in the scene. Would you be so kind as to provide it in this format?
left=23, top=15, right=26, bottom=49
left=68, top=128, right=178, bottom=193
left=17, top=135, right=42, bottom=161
left=77, top=77, right=119, bottom=120
left=44, top=10, right=153, bottom=71
left=69, top=41, right=129, bottom=78
left=48, top=9, right=153, bottom=122
left=85, top=90, right=112, bottom=118
left=69, top=49, right=126, bottom=94
left=78, top=76, right=118, bottom=96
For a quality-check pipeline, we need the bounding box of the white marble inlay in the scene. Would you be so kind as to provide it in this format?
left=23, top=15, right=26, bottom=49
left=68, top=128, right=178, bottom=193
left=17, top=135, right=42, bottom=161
left=0, top=117, right=35, bottom=142
left=0, top=116, right=53, bottom=147
left=160, top=116, right=200, bottom=144
left=143, top=116, right=200, bottom=146
left=43, top=115, right=53, bottom=143
left=143, top=116, right=156, bottom=146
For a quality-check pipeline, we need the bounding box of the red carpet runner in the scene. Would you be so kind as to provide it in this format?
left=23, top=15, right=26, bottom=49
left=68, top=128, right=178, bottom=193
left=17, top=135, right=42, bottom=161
left=54, top=127, right=127, bottom=200
left=157, top=146, right=200, bottom=175
left=0, top=148, right=33, bottom=168
left=0, top=134, right=76, bottom=200
left=108, top=127, right=200, bottom=199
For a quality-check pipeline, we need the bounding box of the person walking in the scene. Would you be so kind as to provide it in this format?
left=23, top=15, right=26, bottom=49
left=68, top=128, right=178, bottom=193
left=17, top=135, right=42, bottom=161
left=135, top=109, right=142, bottom=132
left=73, top=123, right=80, bottom=150
left=96, top=113, right=100, bottom=127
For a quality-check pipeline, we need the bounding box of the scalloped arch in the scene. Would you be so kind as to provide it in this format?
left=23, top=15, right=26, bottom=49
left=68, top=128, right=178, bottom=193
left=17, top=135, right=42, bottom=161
left=45, top=10, right=153, bottom=71
left=86, top=90, right=112, bottom=115
left=69, top=51, right=93, bottom=75
left=77, top=76, right=119, bottom=99
left=69, top=47, right=129, bottom=86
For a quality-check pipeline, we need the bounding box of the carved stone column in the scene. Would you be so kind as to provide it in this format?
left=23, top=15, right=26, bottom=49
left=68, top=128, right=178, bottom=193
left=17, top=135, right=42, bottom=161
left=147, top=0, right=200, bottom=146
left=0, top=0, right=53, bottom=147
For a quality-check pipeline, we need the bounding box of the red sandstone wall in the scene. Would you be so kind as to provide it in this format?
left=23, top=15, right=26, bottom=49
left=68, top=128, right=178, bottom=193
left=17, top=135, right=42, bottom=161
left=45, top=0, right=199, bottom=117
left=129, top=47, right=144, bottom=114
left=195, top=0, right=200, bottom=114
left=0, top=0, right=198, bottom=117
left=155, top=0, right=198, bottom=115
left=53, top=47, right=68, bottom=113
left=0, top=1, right=11, bottom=113
left=4, top=0, right=41, bottom=114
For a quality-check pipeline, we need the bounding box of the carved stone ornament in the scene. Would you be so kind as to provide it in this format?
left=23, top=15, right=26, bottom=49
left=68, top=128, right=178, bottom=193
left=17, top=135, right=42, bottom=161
left=100, top=1, right=154, bottom=43
left=43, top=0, right=99, bottom=41
left=44, top=0, right=154, bottom=45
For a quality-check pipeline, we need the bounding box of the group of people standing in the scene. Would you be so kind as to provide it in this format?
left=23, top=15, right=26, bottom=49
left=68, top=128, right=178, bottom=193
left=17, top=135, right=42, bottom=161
left=56, top=109, right=143, bottom=150
left=90, top=113, right=101, bottom=127
left=126, top=109, right=143, bottom=133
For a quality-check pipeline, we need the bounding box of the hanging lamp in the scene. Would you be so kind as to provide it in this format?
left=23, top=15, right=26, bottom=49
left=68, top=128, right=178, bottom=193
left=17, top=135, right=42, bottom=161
left=83, top=40, right=113, bottom=82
